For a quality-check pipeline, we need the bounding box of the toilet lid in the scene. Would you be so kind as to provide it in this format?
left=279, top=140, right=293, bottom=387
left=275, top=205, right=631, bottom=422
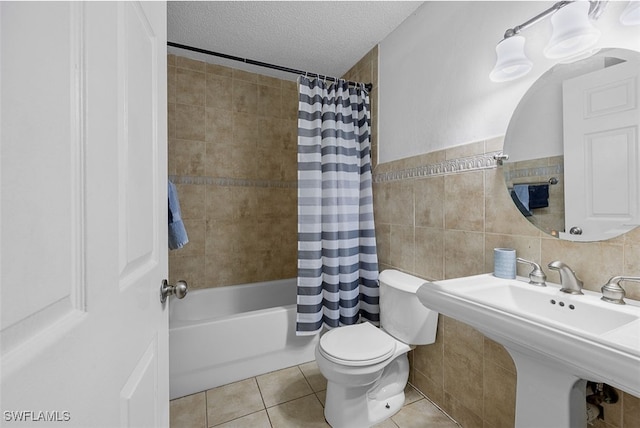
left=319, top=322, right=396, bottom=366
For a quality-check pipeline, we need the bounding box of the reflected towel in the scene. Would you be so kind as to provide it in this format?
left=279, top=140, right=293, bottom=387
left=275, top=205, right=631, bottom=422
left=528, top=184, right=549, bottom=209
left=168, top=180, right=189, bottom=250
left=513, top=184, right=530, bottom=211
left=511, top=185, right=532, bottom=217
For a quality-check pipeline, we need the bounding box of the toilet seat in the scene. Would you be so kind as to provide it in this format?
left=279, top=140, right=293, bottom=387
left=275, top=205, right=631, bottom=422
left=319, top=322, right=397, bottom=366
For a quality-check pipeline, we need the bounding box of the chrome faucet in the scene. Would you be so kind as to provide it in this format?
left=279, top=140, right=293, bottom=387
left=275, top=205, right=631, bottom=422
left=601, top=276, right=640, bottom=305
left=548, top=261, right=583, bottom=294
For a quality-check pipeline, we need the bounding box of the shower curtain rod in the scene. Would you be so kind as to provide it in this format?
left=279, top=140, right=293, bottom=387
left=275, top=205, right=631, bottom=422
left=167, top=42, right=373, bottom=92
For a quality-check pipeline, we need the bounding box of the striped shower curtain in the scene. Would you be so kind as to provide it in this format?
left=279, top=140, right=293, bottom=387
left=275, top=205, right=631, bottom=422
left=296, top=76, right=379, bottom=336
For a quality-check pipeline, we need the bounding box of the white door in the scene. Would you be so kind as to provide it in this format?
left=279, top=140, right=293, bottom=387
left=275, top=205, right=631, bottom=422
left=562, top=57, right=640, bottom=241
left=1, top=2, right=169, bottom=427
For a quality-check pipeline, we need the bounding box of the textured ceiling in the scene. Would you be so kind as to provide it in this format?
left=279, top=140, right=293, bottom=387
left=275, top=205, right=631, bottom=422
left=167, top=1, right=424, bottom=82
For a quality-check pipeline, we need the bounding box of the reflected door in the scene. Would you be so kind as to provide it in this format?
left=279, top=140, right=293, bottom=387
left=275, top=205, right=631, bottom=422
left=562, top=58, right=640, bottom=241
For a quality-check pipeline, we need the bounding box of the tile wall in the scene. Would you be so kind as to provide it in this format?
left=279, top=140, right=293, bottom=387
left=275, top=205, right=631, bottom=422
left=167, top=54, right=299, bottom=289
left=341, top=46, right=379, bottom=170
left=167, top=46, right=378, bottom=290
left=504, top=156, right=565, bottom=237
left=373, top=140, right=640, bottom=427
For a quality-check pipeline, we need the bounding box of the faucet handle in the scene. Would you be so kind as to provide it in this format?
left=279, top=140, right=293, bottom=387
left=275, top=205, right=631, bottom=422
left=601, top=276, right=640, bottom=305
left=516, top=258, right=546, bottom=286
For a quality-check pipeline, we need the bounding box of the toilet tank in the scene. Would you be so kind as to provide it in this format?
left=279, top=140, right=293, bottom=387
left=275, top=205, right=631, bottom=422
left=379, top=270, right=438, bottom=345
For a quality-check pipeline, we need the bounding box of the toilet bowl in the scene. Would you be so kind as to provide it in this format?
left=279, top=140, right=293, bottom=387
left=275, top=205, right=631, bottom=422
left=315, top=270, right=439, bottom=428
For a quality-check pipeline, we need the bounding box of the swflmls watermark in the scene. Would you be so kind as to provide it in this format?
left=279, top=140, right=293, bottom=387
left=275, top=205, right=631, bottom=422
left=3, top=410, right=71, bottom=423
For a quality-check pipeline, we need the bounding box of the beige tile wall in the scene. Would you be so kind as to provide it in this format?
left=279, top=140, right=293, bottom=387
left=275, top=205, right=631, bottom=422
left=167, top=54, right=298, bottom=289
left=373, top=139, right=640, bottom=427
left=166, top=47, right=378, bottom=290
left=341, top=46, right=378, bottom=170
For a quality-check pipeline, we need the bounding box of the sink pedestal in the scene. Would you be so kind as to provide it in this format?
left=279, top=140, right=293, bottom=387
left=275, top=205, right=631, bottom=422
left=509, top=348, right=587, bottom=428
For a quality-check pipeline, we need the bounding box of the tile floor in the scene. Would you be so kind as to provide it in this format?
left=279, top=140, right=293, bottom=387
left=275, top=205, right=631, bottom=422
left=170, top=361, right=460, bottom=428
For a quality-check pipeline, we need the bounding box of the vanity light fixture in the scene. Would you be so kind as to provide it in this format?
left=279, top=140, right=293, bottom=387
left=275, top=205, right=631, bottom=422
left=489, top=35, right=532, bottom=82
left=620, top=0, right=640, bottom=25
left=490, top=0, right=608, bottom=82
left=544, top=1, right=601, bottom=59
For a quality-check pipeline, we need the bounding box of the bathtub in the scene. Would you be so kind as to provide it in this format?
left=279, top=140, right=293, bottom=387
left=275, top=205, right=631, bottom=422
left=169, top=278, right=318, bottom=399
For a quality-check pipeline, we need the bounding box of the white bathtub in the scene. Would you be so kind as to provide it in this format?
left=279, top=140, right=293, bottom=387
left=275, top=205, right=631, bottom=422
left=169, top=278, right=318, bottom=399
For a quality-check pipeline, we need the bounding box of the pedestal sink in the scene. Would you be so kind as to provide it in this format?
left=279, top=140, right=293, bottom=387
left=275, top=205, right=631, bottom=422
left=416, top=274, right=640, bottom=428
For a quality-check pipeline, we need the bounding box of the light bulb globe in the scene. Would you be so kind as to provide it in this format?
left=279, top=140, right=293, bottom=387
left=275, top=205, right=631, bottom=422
left=620, top=0, right=640, bottom=26
left=544, top=1, right=601, bottom=59
left=490, top=36, right=533, bottom=82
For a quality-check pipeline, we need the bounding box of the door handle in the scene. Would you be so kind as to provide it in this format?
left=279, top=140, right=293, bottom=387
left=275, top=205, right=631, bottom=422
left=160, top=279, right=188, bottom=304
left=569, top=226, right=583, bottom=235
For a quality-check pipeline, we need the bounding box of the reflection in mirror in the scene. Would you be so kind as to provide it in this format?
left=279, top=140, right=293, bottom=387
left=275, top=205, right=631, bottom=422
left=503, top=48, right=640, bottom=242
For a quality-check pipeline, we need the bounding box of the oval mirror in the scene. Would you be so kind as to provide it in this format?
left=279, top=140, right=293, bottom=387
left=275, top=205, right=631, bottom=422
left=503, top=47, right=640, bottom=242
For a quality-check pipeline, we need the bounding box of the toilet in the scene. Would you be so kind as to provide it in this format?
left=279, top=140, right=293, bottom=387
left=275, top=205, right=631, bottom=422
left=315, top=269, right=439, bottom=428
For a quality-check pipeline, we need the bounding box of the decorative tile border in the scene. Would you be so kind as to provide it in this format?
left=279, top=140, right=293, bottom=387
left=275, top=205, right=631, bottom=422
left=373, top=151, right=502, bottom=183
left=170, top=151, right=505, bottom=187
left=169, top=175, right=296, bottom=189
left=503, top=164, right=564, bottom=183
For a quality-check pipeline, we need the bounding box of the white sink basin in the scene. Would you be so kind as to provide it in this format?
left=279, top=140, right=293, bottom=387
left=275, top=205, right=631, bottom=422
left=462, top=278, right=639, bottom=339
left=417, top=274, right=640, bottom=427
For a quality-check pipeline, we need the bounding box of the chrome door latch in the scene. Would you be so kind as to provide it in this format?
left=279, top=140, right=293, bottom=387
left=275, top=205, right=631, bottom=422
left=160, top=279, right=188, bottom=304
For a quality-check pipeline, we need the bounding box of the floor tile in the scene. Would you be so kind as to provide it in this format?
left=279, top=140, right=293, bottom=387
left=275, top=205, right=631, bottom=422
left=266, top=394, right=329, bottom=428
left=212, top=410, right=271, bottom=428
left=404, top=385, right=423, bottom=405
left=170, top=363, right=460, bottom=428
left=206, top=378, right=265, bottom=426
left=315, top=389, right=326, bottom=407
left=170, top=392, right=206, bottom=428
left=299, top=361, right=328, bottom=392
left=256, top=366, right=313, bottom=407
left=391, top=399, right=459, bottom=428
left=373, top=418, right=400, bottom=428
